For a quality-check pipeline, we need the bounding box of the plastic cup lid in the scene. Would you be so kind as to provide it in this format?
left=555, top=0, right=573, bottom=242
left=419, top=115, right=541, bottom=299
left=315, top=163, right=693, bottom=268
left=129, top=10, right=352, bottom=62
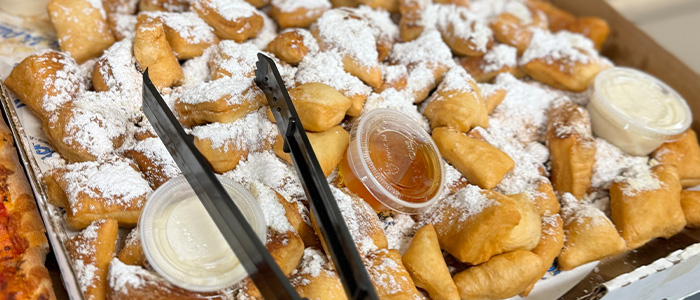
left=139, top=175, right=266, bottom=292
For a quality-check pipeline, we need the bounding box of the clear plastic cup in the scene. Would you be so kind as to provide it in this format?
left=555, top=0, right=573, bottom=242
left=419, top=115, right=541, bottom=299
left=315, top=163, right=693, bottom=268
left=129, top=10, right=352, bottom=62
left=587, top=67, right=692, bottom=156
left=140, top=175, right=266, bottom=292
left=339, top=109, right=445, bottom=214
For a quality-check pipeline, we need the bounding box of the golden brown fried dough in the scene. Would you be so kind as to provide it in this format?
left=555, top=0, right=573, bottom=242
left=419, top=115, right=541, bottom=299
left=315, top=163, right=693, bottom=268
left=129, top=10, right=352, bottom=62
left=66, top=219, right=118, bottom=300
left=521, top=214, right=564, bottom=297
left=432, top=127, right=514, bottom=190
left=423, top=68, right=489, bottom=132
left=681, top=190, right=700, bottom=228
left=274, top=191, right=320, bottom=248
left=610, top=164, right=686, bottom=249
left=192, top=0, right=264, bottom=42
left=365, top=249, right=421, bottom=299
left=123, top=137, right=181, bottom=189
left=500, top=193, right=542, bottom=252
left=48, top=0, right=115, bottom=63
left=43, top=159, right=152, bottom=230
left=245, top=0, right=270, bottom=8
left=427, top=186, right=521, bottom=265
left=289, top=83, right=352, bottom=132
left=453, top=250, right=544, bottom=300
left=290, top=248, right=348, bottom=300
left=402, top=224, right=459, bottom=300
left=117, top=227, right=145, bottom=267
left=269, top=0, right=330, bottom=28
left=652, top=129, right=700, bottom=188
left=398, top=0, right=426, bottom=42
left=437, top=6, right=493, bottom=57
left=564, top=17, right=610, bottom=51
left=558, top=193, right=626, bottom=270
left=4, top=50, right=85, bottom=119
left=459, top=45, right=524, bottom=83
left=357, top=0, right=398, bottom=12
left=267, top=230, right=305, bottom=275
left=489, top=2, right=548, bottom=54
left=144, top=12, right=220, bottom=60
left=139, top=0, right=189, bottom=12
left=532, top=178, right=560, bottom=216
left=546, top=100, right=596, bottom=199
left=483, top=88, right=506, bottom=114
left=134, top=15, right=184, bottom=88
left=175, top=79, right=266, bottom=126
left=266, top=30, right=315, bottom=65
left=274, top=125, right=350, bottom=177
left=521, top=31, right=609, bottom=92
left=192, top=111, right=277, bottom=173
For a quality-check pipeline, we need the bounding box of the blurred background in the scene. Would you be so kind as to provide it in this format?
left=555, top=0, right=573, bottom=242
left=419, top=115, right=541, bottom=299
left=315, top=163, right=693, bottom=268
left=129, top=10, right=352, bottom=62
left=608, top=0, right=700, bottom=73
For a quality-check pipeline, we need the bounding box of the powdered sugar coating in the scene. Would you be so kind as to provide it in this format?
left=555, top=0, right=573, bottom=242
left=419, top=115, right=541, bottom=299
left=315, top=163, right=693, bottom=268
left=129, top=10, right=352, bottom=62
left=143, top=12, right=217, bottom=44
left=290, top=248, right=335, bottom=287
left=193, top=0, right=260, bottom=21
left=225, top=151, right=306, bottom=202
left=130, top=137, right=182, bottom=179
left=436, top=4, right=493, bottom=53
left=96, top=39, right=142, bottom=110
left=613, top=164, right=664, bottom=197
left=59, top=158, right=152, bottom=213
left=592, top=138, right=649, bottom=190
left=390, top=30, right=453, bottom=67
left=315, top=8, right=379, bottom=68
left=560, top=192, right=610, bottom=227
left=35, top=50, right=87, bottom=113
left=482, top=44, right=517, bottom=73
left=362, top=89, right=430, bottom=132
left=383, top=214, right=417, bottom=255
left=108, top=258, right=145, bottom=294
left=437, top=66, right=478, bottom=94
left=248, top=180, right=294, bottom=233
left=272, top=0, right=331, bottom=13
left=354, top=5, right=399, bottom=44
left=521, top=30, right=599, bottom=66
left=209, top=41, right=260, bottom=79
left=176, top=76, right=260, bottom=106
left=296, top=50, right=372, bottom=97
left=424, top=184, right=495, bottom=225
left=190, top=109, right=277, bottom=152
left=331, top=186, right=381, bottom=254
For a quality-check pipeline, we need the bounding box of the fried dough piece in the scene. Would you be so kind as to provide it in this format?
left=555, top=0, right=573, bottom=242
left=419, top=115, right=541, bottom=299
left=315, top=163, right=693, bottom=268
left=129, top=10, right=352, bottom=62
left=433, top=127, right=514, bottom=190
left=489, top=2, right=548, bottom=54
left=532, top=178, right=560, bottom=216
left=107, top=13, right=137, bottom=41
left=289, top=83, right=352, bottom=132
left=123, top=137, right=181, bottom=189
left=313, top=9, right=383, bottom=88
left=266, top=29, right=318, bottom=65
left=44, top=93, right=129, bottom=162
left=398, top=0, right=426, bottom=42
left=330, top=0, right=359, bottom=7
left=48, top=0, right=115, bottom=63
left=208, top=40, right=259, bottom=80
left=423, top=68, right=489, bottom=132
left=267, top=230, right=305, bottom=275
left=558, top=193, right=626, bottom=270
left=103, top=0, right=139, bottom=15
left=652, top=129, right=700, bottom=187
left=66, top=219, right=118, bottom=300
left=274, top=191, right=319, bottom=248
left=365, top=249, right=421, bottom=299
left=107, top=259, right=231, bottom=300
left=274, top=126, right=349, bottom=177
left=546, top=100, right=596, bottom=199
left=192, top=0, right=264, bottom=42
left=117, top=227, right=144, bottom=267
left=175, top=78, right=265, bottom=126
left=521, top=31, right=609, bottom=92
left=270, top=0, right=331, bottom=28
left=437, top=6, right=493, bottom=57
left=192, top=110, right=277, bottom=173
left=134, top=15, right=184, bottom=88
left=312, top=187, right=388, bottom=257
left=500, top=193, right=542, bottom=252
left=139, top=0, right=189, bottom=12
left=143, top=12, right=220, bottom=60
left=4, top=50, right=85, bottom=119
left=43, top=158, right=152, bottom=229
left=434, top=0, right=468, bottom=6
left=527, top=0, right=609, bottom=50
left=483, top=88, right=506, bottom=114
left=245, top=0, right=270, bottom=8
left=402, top=224, right=459, bottom=300
left=459, top=44, right=523, bottom=83
left=681, top=190, right=700, bottom=228
left=610, top=164, right=686, bottom=249
left=426, top=185, right=521, bottom=265
left=453, top=250, right=543, bottom=300
left=357, top=0, right=398, bottom=12
left=521, top=214, right=564, bottom=297
left=290, top=248, right=348, bottom=300
left=91, top=39, right=141, bottom=99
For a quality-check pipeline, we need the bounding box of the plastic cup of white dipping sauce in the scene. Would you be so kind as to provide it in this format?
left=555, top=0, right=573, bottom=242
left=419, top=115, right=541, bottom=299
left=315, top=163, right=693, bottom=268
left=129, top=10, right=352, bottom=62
left=0, top=0, right=50, bottom=16
left=339, top=109, right=445, bottom=214
left=587, top=67, right=692, bottom=156
left=140, top=175, right=266, bottom=292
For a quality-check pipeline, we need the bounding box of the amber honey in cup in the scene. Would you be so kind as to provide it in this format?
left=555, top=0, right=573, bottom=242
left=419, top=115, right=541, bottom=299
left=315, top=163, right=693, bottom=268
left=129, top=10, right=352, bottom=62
left=339, top=109, right=444, bottom=214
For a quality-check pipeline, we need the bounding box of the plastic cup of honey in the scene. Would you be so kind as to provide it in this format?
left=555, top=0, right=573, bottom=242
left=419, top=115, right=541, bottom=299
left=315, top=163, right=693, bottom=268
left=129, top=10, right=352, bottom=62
left=139, top=175, right=266, bottom=292
left=339, top=109, right=445, bottom=214
left=587, top=67, right=692, bottom=156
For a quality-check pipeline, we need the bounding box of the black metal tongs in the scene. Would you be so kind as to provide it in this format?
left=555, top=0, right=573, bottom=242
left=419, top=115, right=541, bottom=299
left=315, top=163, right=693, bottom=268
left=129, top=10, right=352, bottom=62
left=141, top=53, right=378, bottom=300
left=255, top=54, right=379, bottom=300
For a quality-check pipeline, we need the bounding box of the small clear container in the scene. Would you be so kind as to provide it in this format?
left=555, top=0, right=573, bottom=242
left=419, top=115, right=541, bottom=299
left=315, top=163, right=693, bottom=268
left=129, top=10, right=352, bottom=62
left=587, top=67, right=692, bottom=156
left=140, top=175, right=266, bottom=292
left=339, top=109, right=445, bottom=214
